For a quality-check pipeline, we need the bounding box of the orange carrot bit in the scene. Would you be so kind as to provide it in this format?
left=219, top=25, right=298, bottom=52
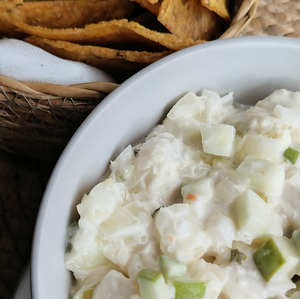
left=168, top=236, right=174, bottom=241
left=260, top=170, right=266, bottom=174
left=186, top=193, right=197, bottom=201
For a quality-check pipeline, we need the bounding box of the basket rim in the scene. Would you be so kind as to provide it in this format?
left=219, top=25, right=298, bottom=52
left=0, top=75, right=119, bottom=99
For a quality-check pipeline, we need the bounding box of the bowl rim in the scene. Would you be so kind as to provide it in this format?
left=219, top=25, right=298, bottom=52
left=30, top=35, right=300, bottom=299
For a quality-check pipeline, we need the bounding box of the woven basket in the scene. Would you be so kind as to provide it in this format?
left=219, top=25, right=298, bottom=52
left=243, top=0, right=300, bottom=38
left=0, top=76, right=118, bottom=159
left=0, top=0, right=258, bottom=159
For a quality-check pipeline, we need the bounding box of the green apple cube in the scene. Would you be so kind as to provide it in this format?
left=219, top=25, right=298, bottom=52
left=159, top=255, right=187, bottom=281
left=254, top=237, right=299, bottom=281
left=237, top=156, right=285, bottom=195
left=200, top=123, right=236, bottom=157
left=174, top=277, right=206, bottom=299
left=235, top=189, right=282, bottom=241
left=137, top=269, right=168, bottom=299
left=253, top=238, right=286, bottom=281
left=284, top=147, right=300, bottom=165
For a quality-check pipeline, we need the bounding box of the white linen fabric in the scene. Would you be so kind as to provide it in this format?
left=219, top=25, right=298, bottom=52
left=0, top=39, right=114, bottom=84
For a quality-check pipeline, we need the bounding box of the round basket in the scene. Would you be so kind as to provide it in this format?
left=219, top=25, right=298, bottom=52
left=0, top=75, right=118, bottom=159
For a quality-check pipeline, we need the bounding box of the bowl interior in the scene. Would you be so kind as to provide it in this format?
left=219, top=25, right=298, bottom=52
left=31, top=36, right=300, bottom=299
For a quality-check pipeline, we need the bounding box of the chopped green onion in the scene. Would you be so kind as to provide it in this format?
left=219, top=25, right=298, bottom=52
left=284, top=147, right=300, bottom=165
left=230, top=249, right=247, bottom=264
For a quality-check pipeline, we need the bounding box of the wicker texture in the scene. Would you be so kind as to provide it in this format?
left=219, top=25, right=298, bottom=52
left=244, top=0, right=300, bottom=38
left=0, top=76, right=118, bottom=159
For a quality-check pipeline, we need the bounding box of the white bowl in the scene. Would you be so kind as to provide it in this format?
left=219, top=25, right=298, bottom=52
left=31, top=36, right=300, bottom=299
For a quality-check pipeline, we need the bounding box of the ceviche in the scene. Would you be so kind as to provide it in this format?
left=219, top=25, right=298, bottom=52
left=65, top=89, right=300, bottom=299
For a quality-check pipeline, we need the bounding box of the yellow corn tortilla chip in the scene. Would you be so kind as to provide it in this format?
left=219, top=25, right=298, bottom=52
left=201, top=0, right=230, bottom=21
left=1, top=0, right=22, bottom=3
left=15, top=19, right=204, bottom=51
left=130, top=0, right=161, bottom=15
left=146, top=0, right=159, bottom=5
left=158, top=0, right=224, bottom=40
left=0, top=3, right=25, bottom=38
left=0, top=0, right=134, bottom=31
left=25, top=36, right=173, bottom=82
left=130, top=12, right=169, bottom=32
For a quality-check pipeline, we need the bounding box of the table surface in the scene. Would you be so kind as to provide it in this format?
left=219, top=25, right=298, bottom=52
left=2, top=0, right=299, bottom=298
left=0, top=149, right=55, bottom=298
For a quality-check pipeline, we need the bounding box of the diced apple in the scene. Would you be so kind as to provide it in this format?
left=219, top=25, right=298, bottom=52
left=159, top=255, right=187, bottom=281
left=137, top=269, right=169, bottom=299
left=235, top=189, right=282, bottom=242
left=253, top=236, right=300, bottom=281
left=235, top=134, right=280, bottom=163
left=174, top=276, right=206, bottom=299
left=236, top=156, right=285, bottom=195
left=200, top=123, right=236, bottom=157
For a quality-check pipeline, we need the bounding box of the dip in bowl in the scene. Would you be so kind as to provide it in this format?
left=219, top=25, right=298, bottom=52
left=31, top=36, right=300, bottom=299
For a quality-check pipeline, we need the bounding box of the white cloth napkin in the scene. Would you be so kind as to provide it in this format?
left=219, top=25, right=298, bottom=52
left=0, top=39, right=114, bottom=84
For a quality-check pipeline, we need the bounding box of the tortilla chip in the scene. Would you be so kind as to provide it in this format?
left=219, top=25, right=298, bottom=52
left=1, top=0, right=22, bottom=3
left=158, top=0, right=224, bottom=40
left=23, top=0, right=115, bottom=2
left=130, top=0, right=161, bottom=15
left=25, top=36, right=173, bottom=82
left=201, top=0, right=230, bottom=21
left=146, top=0, right=159, bottom=5
left=0, top=0, right=134, bottom=31
left=0, top=3, right=25, bottom=38
left=15, top=19, right=204, bottom=51
left=0, top=21, right=24, bottom=39
left=130, top=12, right=169, bottom=32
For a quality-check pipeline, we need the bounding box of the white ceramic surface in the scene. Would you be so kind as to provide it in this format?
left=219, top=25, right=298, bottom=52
left=12, top=264, right=31, bottom=299
left=31, top=36, right=300, bottom=299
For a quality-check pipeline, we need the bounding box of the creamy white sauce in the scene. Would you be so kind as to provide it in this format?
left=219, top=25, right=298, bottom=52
left=66, top=89, right=300, bottom=299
